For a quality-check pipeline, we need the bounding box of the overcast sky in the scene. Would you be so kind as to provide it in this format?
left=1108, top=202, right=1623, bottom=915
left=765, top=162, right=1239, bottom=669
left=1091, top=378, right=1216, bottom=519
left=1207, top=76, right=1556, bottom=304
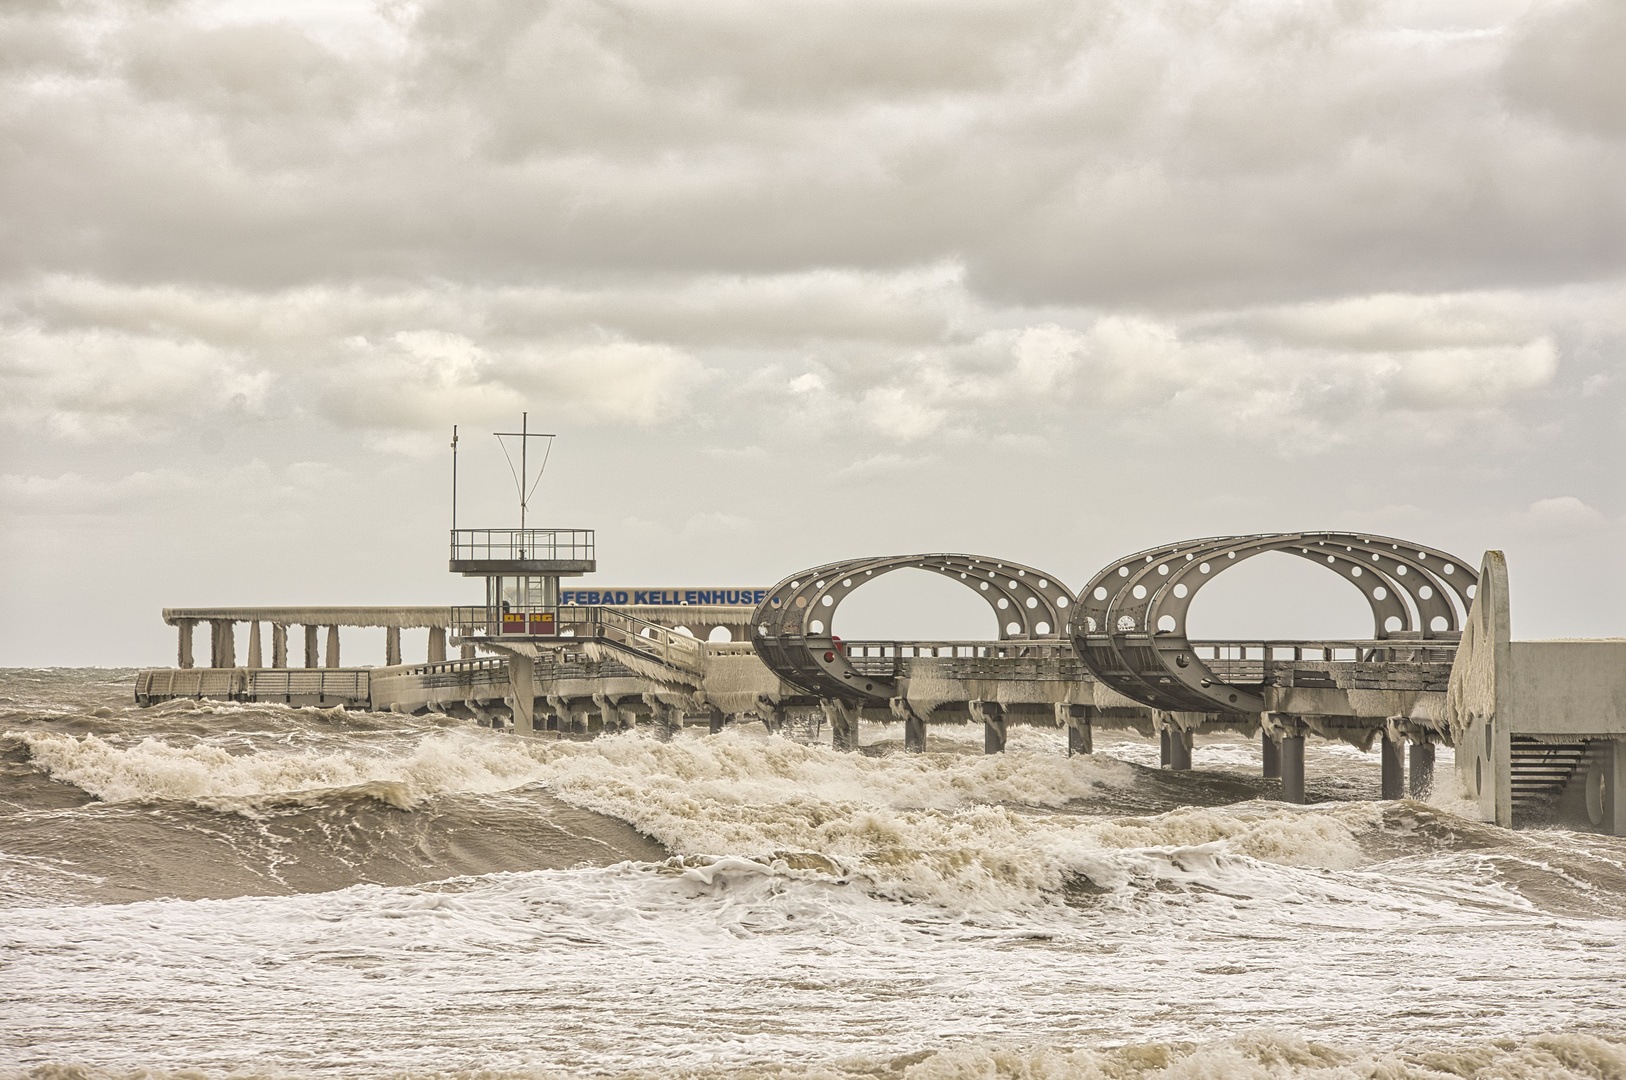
left=2, top=0, right=1622, bottom=666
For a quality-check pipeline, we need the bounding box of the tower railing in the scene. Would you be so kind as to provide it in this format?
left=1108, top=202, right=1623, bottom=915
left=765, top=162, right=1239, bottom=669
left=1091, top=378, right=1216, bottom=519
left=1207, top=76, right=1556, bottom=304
left=449, top=528, right=595, bottom=564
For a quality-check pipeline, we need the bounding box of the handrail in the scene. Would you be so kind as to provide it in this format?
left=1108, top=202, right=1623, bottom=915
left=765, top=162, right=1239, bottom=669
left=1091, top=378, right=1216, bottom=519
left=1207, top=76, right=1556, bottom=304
left=449, top=528, right=595, bottom=563
left=562, top=607, right=707, bottom=675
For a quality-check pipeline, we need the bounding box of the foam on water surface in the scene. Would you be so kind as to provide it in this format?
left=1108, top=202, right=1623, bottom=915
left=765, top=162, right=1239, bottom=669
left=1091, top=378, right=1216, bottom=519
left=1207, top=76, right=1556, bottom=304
left=3, top=671, right=1624, bottom=1076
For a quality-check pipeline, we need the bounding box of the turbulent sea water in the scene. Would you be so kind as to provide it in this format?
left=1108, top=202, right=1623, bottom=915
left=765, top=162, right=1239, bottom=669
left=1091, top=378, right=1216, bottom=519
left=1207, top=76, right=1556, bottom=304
left=3, top=669, right=1624, bottom=1079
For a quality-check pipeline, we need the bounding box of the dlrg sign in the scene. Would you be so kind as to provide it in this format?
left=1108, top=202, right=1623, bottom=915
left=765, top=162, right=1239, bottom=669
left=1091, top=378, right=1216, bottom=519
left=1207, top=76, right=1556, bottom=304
left=560, top=588, right=767, bottom=606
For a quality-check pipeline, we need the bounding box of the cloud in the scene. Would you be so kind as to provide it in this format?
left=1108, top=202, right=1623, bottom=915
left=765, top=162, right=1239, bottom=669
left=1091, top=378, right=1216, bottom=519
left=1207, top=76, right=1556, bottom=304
left=1525, top=495, right=1604, bottom=527
left=1502, top=0, right=1626, bottom=139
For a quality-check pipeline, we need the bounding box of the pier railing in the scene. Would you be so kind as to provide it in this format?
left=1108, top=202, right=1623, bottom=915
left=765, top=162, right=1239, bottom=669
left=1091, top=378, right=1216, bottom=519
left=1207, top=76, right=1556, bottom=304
left=448, top=604, right=706, bottom=675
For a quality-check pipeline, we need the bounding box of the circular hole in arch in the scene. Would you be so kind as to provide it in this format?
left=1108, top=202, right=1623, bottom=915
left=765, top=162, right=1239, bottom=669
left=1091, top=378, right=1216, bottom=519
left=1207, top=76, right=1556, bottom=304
left=843, top=578, right=852, bottom=587
left=809, top=619, right=824, bottom=634
left=1227, top=552, right=1236, bottom=559
left=997, top=598, right=1010, bottom=610
left=1373, top=586, right=1388, bottom=600
left=1132, top=585, right=1147, bottom=599
left=1417, top=551, right=1428, bottom=560
left=821, top=595, right=833, bottom=607
left=1371, top=553, right=1380, bottom=562
left=1185, top=554, right=1194, bottom=561
left=1466, top=584, right=1477, bottom=599
left=1327, top=555, right=1336, bottom=564
left=790, top=581, right=800, bottom=589
left=1017, top=570, right=1026, bottom=577
left=771, top=597, right=782, bottom=608
left=1007, top=579, right=1019, bottom=589
left=673, top=626, right=694, bottom=637
left=795, top=597, right=808, bottom=608
left=1094, top=586, right=1108, bottom=600
left=1396, top=565, right=1408, bottom=576
left=1036, top=621, right=1051, bottom=634
left=865, top=570, right=873, bottom=576
left=1026, top=597, right=1038, bottom=609
left=1430, top=615, right=1449, bottom=631
left=1057, top=596, right=1069, bottom=607
left=1418, top=585, right=1433, bottom=600
left=1118, top=566, right=1130, bottom=578
left=1145, top=555, right=1153, bottom=563
left=980, top=582, right=990, bottom=591
left=1444, top=564, right=1455, bottom=575
left=1157, top=615, right=1177, bottom=632
left=1173, top=583, right=1188, bottom=598
left=758, top=624, right=768, bottom=636
left=708, top=626, right=732, bottom=642
left=1384, top=616, right=1403, bottom=633
left=1158, top=564, right=1169, bottom=576
left=1351, top=566, right=1363, bottom=578
left=815, top=580, right=825, bottom=588
left=960, top=573, right=967, bottom=579
left=1199, top=563, right=1211, bottom=574
left=1038, top=579, right=1049, bottom=589
left=1005, top=621, right=1021, bottom=635
left=988, top=570, right=997, bottom=578
left=1085, top=616, right=1098, bottom=632
left=1116, top=615, right=1136, bottom=631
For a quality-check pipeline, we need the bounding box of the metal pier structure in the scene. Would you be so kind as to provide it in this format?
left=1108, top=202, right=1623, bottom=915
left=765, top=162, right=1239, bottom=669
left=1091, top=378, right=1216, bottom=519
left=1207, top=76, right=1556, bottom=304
left=138, top=527, right=1626, bottom=835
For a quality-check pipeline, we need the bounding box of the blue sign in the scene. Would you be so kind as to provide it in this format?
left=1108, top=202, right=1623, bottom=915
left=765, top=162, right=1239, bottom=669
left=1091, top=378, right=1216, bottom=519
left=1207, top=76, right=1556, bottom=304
left=559, top=588, right=767, bottom=606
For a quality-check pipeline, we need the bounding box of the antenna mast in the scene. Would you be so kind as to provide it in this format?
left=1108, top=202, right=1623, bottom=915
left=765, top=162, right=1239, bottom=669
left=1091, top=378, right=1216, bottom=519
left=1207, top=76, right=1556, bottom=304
left=494, top=413, right=555, bottom=533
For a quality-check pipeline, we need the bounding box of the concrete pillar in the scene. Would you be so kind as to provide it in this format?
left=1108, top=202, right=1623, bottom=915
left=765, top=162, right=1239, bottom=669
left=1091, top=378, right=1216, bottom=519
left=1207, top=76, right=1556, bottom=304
left=385, top=627, right=401, bottom=667
left=971, top=700, right=1005, bottom=754
left=707, top=706, right=726, bottom=734
left=177, top=620, right=195, bottom=669
left=1598, top=740, right=1626, bottom=837
left=642, top=693, right=677, bottom=740
left=325, top=626, right=341, bottom=669
left=210, top=620, right=235, bottom=668
left=428, top=627, right=447, bottom=663
left=247, top=622, right=263, bottom=669
left=769, top=705, right=786, bottom=733
left=1281, top=735, right=1306, bottom=804
left=893, top=697, right=926, bottom=753
left=1061, top=704, right=1093, bottom=757
left=1168, top=727, right=1192, bottom=772
left=304, top=625, right=320, bottom=668
left=1160, top=728, right=1172, bottom=767
left=506, top=655, right=535, bottom=734
left=1409, top=740, right=1436, bottom=798
left=823, top=699, right=860, bottom=751
left=1381, top=734, right=1405, bottom=800
left=1262, top=730, right=1281, bottom=778
left=271, top=624, right=288, bottom=669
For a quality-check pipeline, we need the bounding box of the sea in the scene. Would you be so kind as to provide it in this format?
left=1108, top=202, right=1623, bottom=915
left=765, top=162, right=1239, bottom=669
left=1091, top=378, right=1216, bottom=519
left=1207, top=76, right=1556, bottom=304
left=3, top=668, right=1623, bottom=1079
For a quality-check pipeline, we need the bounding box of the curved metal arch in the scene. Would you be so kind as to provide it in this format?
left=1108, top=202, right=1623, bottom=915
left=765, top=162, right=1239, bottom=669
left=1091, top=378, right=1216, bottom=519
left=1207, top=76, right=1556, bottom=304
left=752, top=553, right=1077, bottom=704
left=1072, top=532, right=1479, bottom=714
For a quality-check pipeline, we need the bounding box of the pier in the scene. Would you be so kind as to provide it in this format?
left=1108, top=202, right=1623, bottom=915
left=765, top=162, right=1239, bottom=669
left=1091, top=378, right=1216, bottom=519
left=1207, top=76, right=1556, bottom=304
left=136, top=524, right=1626, bottom=835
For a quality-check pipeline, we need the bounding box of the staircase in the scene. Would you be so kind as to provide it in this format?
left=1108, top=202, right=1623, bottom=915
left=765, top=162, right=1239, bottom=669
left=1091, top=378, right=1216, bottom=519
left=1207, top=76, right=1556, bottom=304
left=1510, top=736, right=1592, bottom=809
left=563, top=606, right=708, bottom=680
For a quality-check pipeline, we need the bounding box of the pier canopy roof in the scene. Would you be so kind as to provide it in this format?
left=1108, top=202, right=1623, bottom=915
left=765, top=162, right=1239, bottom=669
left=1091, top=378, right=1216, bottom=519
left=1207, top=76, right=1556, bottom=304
left=449, top=528, right=596, bottom=577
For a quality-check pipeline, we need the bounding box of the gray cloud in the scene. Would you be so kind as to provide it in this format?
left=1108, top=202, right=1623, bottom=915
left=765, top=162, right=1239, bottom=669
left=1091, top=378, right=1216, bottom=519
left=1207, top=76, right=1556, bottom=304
left=0, top=0, right=1621, bottom=662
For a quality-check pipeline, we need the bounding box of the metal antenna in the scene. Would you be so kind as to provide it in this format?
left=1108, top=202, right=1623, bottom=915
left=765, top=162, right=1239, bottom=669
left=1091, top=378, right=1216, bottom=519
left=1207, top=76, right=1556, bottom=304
left=494, top=413, right=556, bottom=533
left=450, top=424, right=460, bottom=531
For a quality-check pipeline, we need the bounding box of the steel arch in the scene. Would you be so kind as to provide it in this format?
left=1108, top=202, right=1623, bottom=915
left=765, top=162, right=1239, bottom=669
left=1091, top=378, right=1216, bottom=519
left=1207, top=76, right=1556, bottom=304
left=1071, top=532, right=1479, bottom=714
left=751, top=553, right=1076, bottom=704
